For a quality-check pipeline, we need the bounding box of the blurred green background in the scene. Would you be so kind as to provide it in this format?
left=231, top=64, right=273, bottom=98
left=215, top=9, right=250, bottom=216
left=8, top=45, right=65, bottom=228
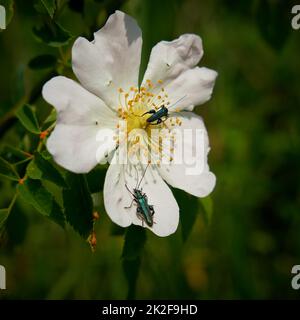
left=1, top=0, right=300, bottom=299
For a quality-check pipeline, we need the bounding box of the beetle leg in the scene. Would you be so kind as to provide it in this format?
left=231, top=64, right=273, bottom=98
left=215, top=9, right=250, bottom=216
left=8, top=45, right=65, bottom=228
left=149, top=118, right=162, bottom=126
left=124, top=199, right=136, bottom=209
left=136, top=212, right=145, bottom=227
left=141, top=109, right=156, bottom=117
left=149, top=205, right=154, bottom=216
left=160, top=116, right=169, bottom=124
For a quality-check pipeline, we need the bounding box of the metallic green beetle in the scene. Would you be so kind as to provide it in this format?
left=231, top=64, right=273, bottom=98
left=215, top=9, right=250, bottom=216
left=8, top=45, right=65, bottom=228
left=125, top=164, right=155, bottom=227
left=141, top=105, right=169, bottom=125
left=141, top=96, right=187, bottom=125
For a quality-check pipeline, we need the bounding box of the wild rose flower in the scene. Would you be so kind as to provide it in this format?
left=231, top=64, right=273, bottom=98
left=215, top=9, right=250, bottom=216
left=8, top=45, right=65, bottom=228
left=42, top=11, right=217, bottom=237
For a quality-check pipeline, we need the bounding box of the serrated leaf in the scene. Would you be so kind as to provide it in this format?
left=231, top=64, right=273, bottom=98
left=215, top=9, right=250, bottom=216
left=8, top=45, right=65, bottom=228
left=199, top=196, right=213, bottom=225
left=29, top=54, right=57, bottom=70
left=33, top=22, right=71, bottom=47
left=40, top=0, right=56, bottom=18
left=26, top=153, right=68, bottom=188
left=63, top=173, right=93, bottom=239
left=16, top=104, right=40, bottom=134
left=0, top=156, right=19, bottom=181
left=122, top=225, right=146, bottom=299
left=17, top=179, right=65, bottom=227
left=175, top=189, right=199, bottom=242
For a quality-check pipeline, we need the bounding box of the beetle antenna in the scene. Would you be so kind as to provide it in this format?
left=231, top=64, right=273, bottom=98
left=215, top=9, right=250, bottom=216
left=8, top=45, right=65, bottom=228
left=169, top=95, right=187, bottom=109
left=137, top=163, right=150, bottom=189
left=125, top=183, right=135, bottom=197
left=134, top=165, right=139, bottom=189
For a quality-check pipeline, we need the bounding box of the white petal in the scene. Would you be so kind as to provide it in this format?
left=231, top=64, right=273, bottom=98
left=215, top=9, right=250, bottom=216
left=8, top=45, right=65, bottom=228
left=157, top=112, right=216, bottom=197
left=42, top=76, right=117, bottom=173
left=167, top=67, right=218, bottom=111
left=42, top=76, right=116, bottom=125
left=72, top=10, right=142, bottom=108
left=142, top=34, right=203, bottom=88
left=47, top=125, right=116, bottom=173
left=104, top=159, right=179, bottom=237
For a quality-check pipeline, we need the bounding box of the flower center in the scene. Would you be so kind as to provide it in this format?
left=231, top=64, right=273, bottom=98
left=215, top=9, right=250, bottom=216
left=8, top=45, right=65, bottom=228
left=113, top=80, right=181, bottom=164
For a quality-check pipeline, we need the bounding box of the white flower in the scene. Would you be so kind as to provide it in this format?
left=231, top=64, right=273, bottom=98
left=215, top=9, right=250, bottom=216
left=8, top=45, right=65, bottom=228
left=42, top=11, right=217, bottom=237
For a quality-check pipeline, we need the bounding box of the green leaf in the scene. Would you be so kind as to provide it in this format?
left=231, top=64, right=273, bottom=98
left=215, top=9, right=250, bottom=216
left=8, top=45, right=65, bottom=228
left=0, top=194, right=17, bottom=230
left=199, top=196, right=213, bottom=225
left=26, top=152, right=68, bottom=188
left=43, top=108, right=56, bottom=125
left=29, top=54, right=57, bottom=70
left=16, top=104, right=40, bottom=134
left=1, top=0, right=14, bottom=28
left=63, top=173, right=94, bottom=239
left=0, top=156, right=19, bottom=181
left=122, top=225, right=147, bottom=260
left=40, top=0, right=56, bottom=18
left=122, top=226, right=146, bottom=299
left=86, top=166, right=107, bottom=193
left=174, top=189, right=199, bottom=242
left=1, top=145, right=31, bottom=163
left=17, top=179, right=65, bottom=227
left=42, top=109, right=57, bottom=131
left=33, top=22, right=72, bottom=47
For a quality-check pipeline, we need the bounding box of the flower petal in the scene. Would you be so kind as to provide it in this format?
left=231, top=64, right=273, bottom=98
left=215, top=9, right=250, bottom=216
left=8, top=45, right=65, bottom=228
left=104, top=158, right=179, bottom=237
left=72, top=10, right=142, bottom=108
left=167, top=67, right=218, bottom=111
left=47, top=125, right=116, bottom=173
left=142, top=34, right=217, bottom=111
left=42, top=76, right=117, bottom=173
left=157, top=112, right=216, bottom=197
left=142, top=34, right=203, bottom=88
left=42, top=76, right=117, bottom=125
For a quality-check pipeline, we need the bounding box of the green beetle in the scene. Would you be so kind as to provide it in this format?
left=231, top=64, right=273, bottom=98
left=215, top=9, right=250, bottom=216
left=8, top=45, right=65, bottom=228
left=125, top=164, right=155, bottom=227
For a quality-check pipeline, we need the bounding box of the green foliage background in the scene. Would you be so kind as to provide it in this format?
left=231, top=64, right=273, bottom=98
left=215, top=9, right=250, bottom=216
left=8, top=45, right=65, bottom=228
left=0, top=0, right=300, bottom=299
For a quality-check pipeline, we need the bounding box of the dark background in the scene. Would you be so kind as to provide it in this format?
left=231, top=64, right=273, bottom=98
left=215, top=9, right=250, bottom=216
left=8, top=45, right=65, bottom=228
left=0, top=0, right=300, bottom=299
